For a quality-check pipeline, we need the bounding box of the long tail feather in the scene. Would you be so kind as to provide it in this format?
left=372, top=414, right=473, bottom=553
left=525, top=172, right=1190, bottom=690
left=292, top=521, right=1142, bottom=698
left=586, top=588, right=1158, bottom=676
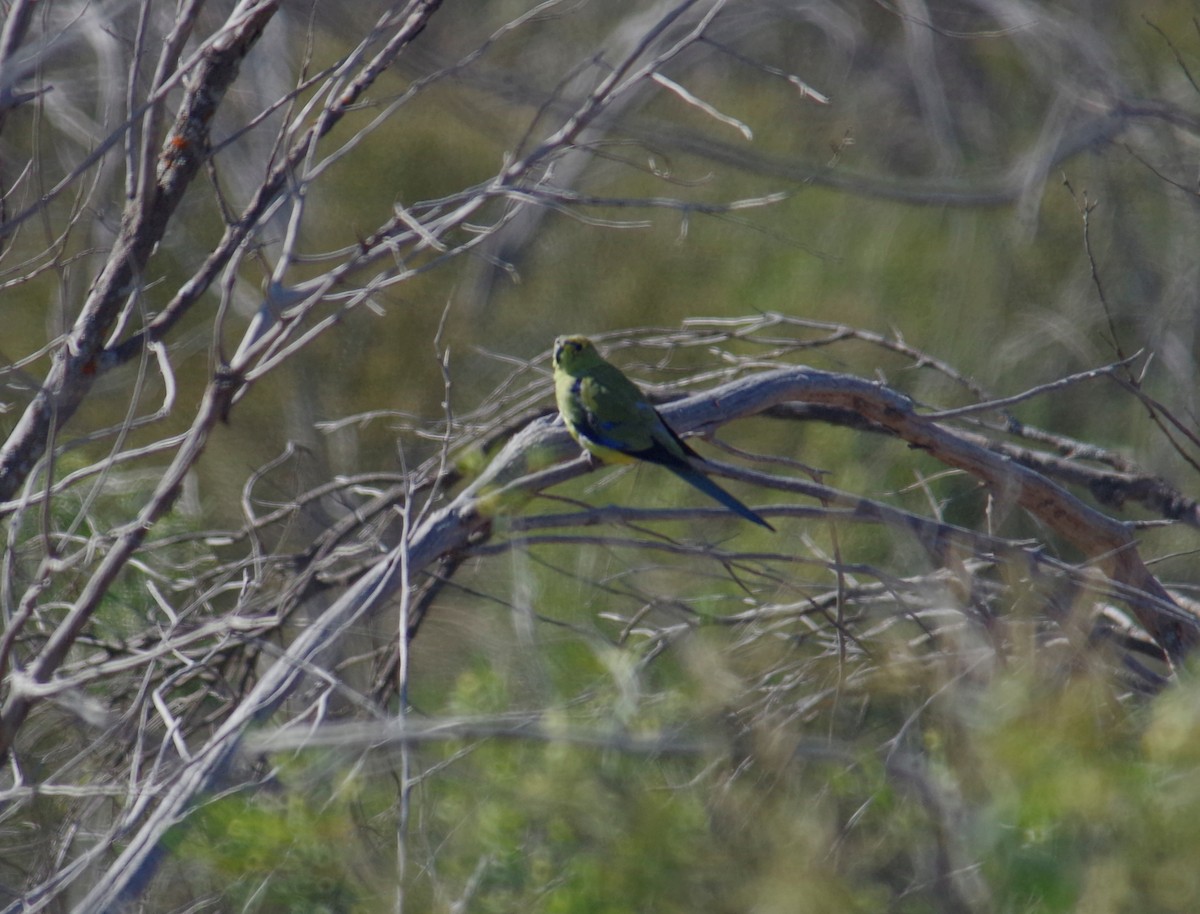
left=667, top=465, right=774, bottom=531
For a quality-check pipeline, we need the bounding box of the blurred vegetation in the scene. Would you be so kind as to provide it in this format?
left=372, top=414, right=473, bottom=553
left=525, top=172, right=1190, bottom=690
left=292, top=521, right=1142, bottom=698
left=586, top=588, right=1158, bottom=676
left=4, top=0, right=1200, bottom=911
left=170, top=617, right=1200, bottom=913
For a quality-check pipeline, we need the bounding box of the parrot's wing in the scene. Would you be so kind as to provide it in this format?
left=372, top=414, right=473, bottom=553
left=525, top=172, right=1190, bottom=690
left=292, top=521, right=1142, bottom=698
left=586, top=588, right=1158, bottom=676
left=573, top=372, right=656, bottom=452
left=575, top=372, right=703, bottom=464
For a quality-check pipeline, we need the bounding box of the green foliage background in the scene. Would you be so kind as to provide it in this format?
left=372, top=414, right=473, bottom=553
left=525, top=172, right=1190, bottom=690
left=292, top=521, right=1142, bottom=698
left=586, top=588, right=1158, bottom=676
left=121, top=0, right=1200, bottom=907
left=4, top=0, right=1200, bottom=910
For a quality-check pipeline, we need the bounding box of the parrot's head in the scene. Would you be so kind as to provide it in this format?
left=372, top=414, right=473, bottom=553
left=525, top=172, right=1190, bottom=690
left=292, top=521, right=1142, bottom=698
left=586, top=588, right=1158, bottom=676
left=553, top=335, right=602, bottom=373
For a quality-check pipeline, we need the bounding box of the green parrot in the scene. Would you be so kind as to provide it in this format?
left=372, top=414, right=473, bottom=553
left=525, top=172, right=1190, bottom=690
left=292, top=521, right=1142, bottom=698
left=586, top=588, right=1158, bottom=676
left=552, top=335, right=774, bottom=530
